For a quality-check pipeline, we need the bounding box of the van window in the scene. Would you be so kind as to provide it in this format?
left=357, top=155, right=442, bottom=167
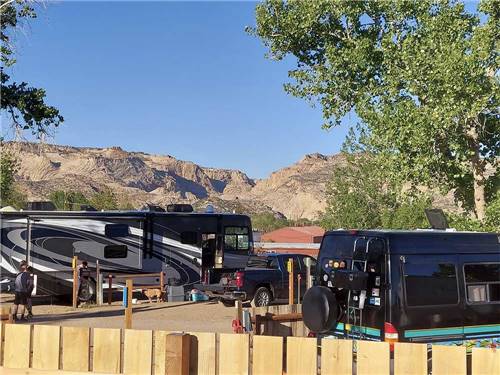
left=181, top=231, right=198, bottom=245
left=105, top=224, right=129, bottom=237
left=224, top=227, right=249, bottom=251
left=404, top=262, right=458, bottom=306
left=464, top=263, right=500, bottom=303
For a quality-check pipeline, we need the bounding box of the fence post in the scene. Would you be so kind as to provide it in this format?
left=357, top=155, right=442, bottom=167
left=108, top=274, right=113, bottom=305
left=72, top=256, right=78, bottom=308
left=297, top=274, right=301, bottom=304
left=96, top=260, right=102, bottom=305
left=288, top=258, right=294, bottom=305
left=160, top=271, right=164, bottom=300
left=165, top=333, right=191, bottom=375
left=125, top=278, right=133, bottom=329
left=304, top=257, right=312, bottom=290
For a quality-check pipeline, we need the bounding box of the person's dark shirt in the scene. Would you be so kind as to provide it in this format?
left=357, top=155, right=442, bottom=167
left=15, top=272, right=31, bottom=293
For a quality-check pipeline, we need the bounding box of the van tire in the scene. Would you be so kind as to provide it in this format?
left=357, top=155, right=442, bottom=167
left=251, top=287, right=272, bottom=307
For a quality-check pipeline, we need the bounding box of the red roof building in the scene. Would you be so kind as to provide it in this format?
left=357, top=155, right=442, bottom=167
left=257, top=226, right=325, bottom=257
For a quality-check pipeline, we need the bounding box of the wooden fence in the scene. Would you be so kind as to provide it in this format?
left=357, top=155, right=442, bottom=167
left=1, top=323, right=499, bottom=375
left=247, top=304, right=309, bottom=337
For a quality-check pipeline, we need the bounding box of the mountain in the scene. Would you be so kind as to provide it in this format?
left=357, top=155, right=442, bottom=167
left=4, top=142, right=347, bottom=219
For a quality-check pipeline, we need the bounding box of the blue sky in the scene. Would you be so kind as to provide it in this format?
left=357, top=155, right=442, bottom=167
left=3, top=1, right=354, bottom=178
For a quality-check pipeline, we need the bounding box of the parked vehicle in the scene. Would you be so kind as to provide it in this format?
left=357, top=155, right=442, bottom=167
left=302, top=230, right=500, bottom=347
left=0, top=205, right=253, bottom=298
left=197, top=253, right=316, bottom=307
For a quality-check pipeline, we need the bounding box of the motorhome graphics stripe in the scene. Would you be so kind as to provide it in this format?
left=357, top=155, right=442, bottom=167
left=404, top=324, right=500, bottom=338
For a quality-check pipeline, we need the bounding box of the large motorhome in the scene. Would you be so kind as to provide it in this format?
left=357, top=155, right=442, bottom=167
left=0, top=206, right=253, bottom=297
left=302, top=229, right=500, bottom=347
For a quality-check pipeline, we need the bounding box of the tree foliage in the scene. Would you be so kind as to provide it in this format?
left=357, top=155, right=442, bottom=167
left=0, top=149, right=26, bottom=208
left=252, top=0, right=499, bottom=221
left=320, top=153, right=430, bottom=230
left=89, top=188, right=119, bottom=211
left=49, top=190, right=90, bottom=211
left=1, top=0, right=63, bottom=138
left=252, top=212, right=315, bottom=233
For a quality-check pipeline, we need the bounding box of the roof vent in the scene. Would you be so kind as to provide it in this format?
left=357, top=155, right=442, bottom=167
left=425, top=209, right=449, bottom=230
left=141, top=204, right=165, bottom=212
left=166, top=204, right=193, bottom=213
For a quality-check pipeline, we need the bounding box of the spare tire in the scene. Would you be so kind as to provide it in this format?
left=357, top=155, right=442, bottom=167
left=302, top=286, right=339, bottom=333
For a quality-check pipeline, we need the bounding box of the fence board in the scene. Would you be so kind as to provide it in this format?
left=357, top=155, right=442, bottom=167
left=321, top=339, right=352, bottom=375
left=62, top=326, right=90, bottom=372
left=253, top=335, right=283, bottom=375
left=32, top=325, right=60, bottom=370
left=124, top=329, right=153, bottom=375
left=153, top=330, right=170, bottom=375
left=93, top=328, right=121, bottom=374
left=0, top=321, right=4, bottom=367
left=432, top=345, right=466, bottom=375
left=286, top=337, right=317, bottom=375
left=472, top=347, right=500, bottom=375
left=394, top=342, right=427, bottom=375
left=357, top=340, right=390, bottom=375
left=189, top=332, right=216, bottom=375
left=219, top=333, right=249, bottom=375
left=3, top=324, right=31, bottom=369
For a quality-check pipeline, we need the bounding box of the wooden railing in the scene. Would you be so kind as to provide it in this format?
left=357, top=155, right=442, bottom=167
left=1, top=323, right=499, bottom=374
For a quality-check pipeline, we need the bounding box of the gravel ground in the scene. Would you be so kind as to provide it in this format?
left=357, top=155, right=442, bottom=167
left=0, top=293, right=236, bottom=332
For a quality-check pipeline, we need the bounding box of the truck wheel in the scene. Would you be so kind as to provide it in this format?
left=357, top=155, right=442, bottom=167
left=251, top=287, right=272, bottom=307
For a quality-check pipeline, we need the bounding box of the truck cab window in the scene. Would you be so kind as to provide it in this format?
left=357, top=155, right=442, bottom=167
left=464, top=263, right=500, bottom=303
left=224, top=226, right=249, bottom=251
left=404, top=262, right=458, bottom=306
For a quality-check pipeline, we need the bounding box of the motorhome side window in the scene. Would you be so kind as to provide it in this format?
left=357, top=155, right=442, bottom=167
left=224, top=226, right=249, bottom=251
left=464, top=263, right=500, bottom=303
left=403, top=261, right=459, bottom=306
left=104, top=245, right=128, bottom=258
left=105, top=224, right=129, bottom=237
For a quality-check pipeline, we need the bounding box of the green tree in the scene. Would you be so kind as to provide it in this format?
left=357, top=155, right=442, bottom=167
left=0, top=149, right=26, bottom=208
left=252, top=0, right=499, bottom=221
left=251, top=212, right=289, bottom=232
left=1, top=0, right=63, bottom=138
left=90, top=188, right=118, bottom=211
left=320, top=153, right=431, bottom=230
left=49, top=190, right=89, bottom=211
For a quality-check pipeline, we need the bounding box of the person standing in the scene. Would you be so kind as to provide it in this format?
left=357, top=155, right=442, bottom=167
left=11, top=264, right=32, bottom=322
left=24, top=266, right=35, bottom=319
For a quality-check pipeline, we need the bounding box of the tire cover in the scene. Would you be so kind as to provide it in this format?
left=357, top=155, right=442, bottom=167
left=302, top=286, right=339, bottom=333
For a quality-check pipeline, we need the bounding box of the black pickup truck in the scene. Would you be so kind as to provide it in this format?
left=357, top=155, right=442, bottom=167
left=196, top=253, right=316, bottom=307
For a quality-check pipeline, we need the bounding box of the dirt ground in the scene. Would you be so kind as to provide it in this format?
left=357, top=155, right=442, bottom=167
left=0, top=293, right=236, bottom=333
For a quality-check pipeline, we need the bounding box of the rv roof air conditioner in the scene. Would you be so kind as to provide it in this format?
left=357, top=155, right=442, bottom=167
left=167, top=204, right=194, bottom=213
left=141, top=204, right=165, bottom=212
left=26, top=201, right=56, bottom=211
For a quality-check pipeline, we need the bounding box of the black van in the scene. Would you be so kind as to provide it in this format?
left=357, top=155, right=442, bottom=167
left=302, top=230, right=500, bottom=347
